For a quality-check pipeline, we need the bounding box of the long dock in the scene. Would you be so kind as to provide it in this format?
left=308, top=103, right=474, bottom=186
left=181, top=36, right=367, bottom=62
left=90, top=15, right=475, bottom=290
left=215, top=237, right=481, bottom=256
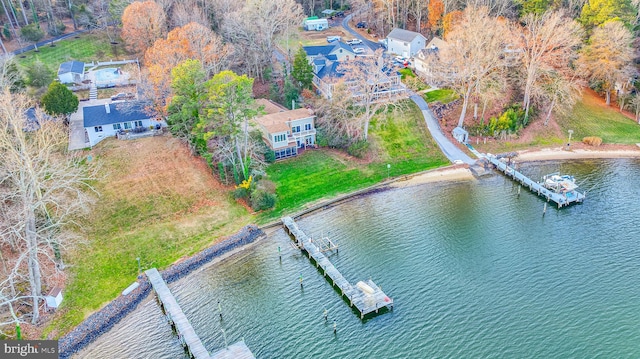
left=485, top=153, right=585, bottom=208
left=145, top=269, right=255, bottom=359
left=281, top=217, right=393, bottom=319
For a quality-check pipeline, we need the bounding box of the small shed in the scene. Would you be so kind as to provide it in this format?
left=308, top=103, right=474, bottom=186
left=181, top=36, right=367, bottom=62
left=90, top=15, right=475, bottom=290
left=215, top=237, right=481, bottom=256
left=57, top=61, right=85, bottom=84
left=452, top=126, right=469, bottom=144
left=304, top=18, right=329, bottom=31
left=45, top=287, right=63, bottom=309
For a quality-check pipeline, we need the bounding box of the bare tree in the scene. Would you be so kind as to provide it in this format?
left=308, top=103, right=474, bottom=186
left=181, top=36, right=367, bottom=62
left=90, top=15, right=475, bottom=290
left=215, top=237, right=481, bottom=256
left=171, top=0, right=210, bottom=28
left=423, top=6, right=510, bottom=128
left=0, top=90, right=96, bottom=324
left=578, top=21, right=636, bottom=105
left=312, top=83, right=362, bottom=146
left=517, top=10, right=583, bottom=122
left=337, top=49, right=408, bottom=141
left=537, top=71, right=582, bottom=126
left=222, top=0, right=303, bottom=79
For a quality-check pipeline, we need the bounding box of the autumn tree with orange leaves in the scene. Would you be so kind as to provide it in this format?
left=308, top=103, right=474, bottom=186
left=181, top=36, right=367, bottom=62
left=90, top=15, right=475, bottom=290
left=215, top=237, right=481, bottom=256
left=428, top=0, right=445, bottom=33
left=121, top=1, right=167, bottom=54
left=143, top=22, right=232, bottom=117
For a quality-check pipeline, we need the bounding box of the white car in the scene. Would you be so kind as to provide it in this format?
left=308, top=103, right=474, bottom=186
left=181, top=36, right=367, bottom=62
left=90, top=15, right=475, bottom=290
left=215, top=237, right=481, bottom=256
left=327, top=36, right=341, bottom=43
left=352, top=47, right=365, bottom=54
left=346, top=39, right=363, bottom=45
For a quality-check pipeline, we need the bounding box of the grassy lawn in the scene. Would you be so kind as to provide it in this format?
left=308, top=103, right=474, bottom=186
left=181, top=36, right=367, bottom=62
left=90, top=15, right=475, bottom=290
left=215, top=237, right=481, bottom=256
left=557, top=91, right=640, bottom=144
left=398, top=68, right=414, bottom=79
left=15, top=33, right=131, bottom=74
left=424, top=89, right=458, bottom=104
left=262, top=100, right=448, bottom=221
left=45, top=137, right=252, bottom=338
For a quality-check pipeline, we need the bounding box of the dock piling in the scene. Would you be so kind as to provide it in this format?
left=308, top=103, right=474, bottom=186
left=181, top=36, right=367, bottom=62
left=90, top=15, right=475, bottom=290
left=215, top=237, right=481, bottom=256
left=281, top=217, right=393, bottom=319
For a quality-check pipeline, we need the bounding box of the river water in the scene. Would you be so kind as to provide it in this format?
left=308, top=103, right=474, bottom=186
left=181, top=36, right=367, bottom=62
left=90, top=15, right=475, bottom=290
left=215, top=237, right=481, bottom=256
left=77, top=159, right=640, bottom=358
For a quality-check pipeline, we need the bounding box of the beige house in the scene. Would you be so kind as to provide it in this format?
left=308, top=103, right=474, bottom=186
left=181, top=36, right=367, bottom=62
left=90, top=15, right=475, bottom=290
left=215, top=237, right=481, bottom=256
left=413, top=37, right=448, bottom=76
left=254, top=99, right=316, bottom=160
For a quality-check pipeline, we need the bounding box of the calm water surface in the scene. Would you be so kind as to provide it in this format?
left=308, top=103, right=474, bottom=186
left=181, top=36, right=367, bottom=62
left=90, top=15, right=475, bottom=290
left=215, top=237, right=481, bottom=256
left=77, top=159, right=640, bottom=358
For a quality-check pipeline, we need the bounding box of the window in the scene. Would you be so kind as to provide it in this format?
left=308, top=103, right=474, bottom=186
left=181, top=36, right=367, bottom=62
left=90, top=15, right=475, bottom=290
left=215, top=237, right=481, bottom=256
left=94, top=126, right=103, bottom=132
left=292, top=125, right=300, bottom=133
left=113, top=123, right=121, bottom=130
left=404, top=42, right=408, bottom=46
left=273, top=134, right=286, bottom=143
left=134, top=120, right=143, bottom=127
left=304, top=123, right=312, bottom=131
left=124, top=122, right=132, bottom=129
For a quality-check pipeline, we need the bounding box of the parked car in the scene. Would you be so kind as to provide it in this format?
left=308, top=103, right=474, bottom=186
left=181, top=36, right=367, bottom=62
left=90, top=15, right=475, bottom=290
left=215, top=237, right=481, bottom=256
left=346, top=39, right=363, bottom=45
left=356, top=21, right=366, bottom=28
left=352, top=47, right=365, bottom=54
left=336, top=11, right=345, bottom=17
left=327, top=36, right=341, bottom=43
left=111, top=92, right=135, bottom=101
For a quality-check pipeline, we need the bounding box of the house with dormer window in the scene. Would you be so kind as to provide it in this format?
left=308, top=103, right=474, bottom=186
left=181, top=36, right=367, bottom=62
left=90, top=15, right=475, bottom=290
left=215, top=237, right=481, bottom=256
left=254, top=99, right=316, bottom=160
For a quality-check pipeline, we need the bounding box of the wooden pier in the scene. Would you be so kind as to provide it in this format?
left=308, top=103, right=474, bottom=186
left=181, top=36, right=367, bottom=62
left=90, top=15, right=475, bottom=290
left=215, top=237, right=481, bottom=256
left=485, top=154, right=585, bottom=208
left=281, top=217, right=393, bottom=319
left=145, top=269, right=255, bottom=359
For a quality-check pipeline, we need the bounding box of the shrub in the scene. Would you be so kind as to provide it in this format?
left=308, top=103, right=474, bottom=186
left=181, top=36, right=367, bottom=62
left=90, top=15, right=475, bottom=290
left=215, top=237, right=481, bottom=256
left=264, top=149, right=275, bottom=163
left=3, top=24, right=11, bottom=40
left=488, top=104, right=527, bottom=137
left=347, top=139, right=369, bottom=158
left=20, top=24, right=44, bottom=42
left=582, top=136, right=602, bottom=146
left=48, top=21, right=66, bottom=36
left=250, top=189, right=276, bottom=211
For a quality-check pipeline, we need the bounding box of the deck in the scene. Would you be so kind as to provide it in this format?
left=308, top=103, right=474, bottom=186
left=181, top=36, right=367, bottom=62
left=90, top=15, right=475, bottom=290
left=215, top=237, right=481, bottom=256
left=282, top=217, right=393, bottom=319
left=485, top=154, right=585, bottom=208
left=145, top=269, right=255, bottom=359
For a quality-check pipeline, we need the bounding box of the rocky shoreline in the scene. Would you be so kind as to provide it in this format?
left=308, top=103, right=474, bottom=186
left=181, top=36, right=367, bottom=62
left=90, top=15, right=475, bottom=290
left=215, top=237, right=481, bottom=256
left=58, top=225, right=264, bottom=359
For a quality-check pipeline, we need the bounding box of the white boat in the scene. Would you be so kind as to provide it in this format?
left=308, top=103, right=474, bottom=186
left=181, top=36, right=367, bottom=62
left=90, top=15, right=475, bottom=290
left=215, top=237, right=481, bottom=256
left=542, top=173, right=578, bottom=194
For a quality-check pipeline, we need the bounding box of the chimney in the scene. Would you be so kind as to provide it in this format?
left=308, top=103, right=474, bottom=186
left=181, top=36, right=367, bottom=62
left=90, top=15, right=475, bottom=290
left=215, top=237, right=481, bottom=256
left=105, top=103, right=110, bottom=114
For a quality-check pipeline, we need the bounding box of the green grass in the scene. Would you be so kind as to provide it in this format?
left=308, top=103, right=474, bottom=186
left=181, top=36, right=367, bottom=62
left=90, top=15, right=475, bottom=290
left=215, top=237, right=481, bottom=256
left=261, top=101, right=448, bottom=221
left=558, top=94, right=640, bottom=144
left=15, top=33, right=131, bottom=75
left=424, top=89, right=458, bottom=104
left=398, top=68, right=415, bottom=79
left=44, top=138, right=251, bottom=338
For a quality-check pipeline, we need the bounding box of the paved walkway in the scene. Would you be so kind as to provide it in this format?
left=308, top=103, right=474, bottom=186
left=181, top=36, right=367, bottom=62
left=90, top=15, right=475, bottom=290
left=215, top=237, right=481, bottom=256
left=409, top=93, right=475, bottom=164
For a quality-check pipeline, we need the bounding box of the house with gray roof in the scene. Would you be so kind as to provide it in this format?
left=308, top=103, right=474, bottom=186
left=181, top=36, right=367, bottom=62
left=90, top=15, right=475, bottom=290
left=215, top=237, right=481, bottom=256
left=58, top=61, right=85, bottom=84
left=386, top=28, right=427, bottom=58
left=83, top=102, right=160, bottom=147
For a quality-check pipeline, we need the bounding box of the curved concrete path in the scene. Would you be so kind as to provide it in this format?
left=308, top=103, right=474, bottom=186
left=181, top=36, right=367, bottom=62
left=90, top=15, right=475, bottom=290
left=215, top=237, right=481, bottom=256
left=341, top=15, right=475, bottom=165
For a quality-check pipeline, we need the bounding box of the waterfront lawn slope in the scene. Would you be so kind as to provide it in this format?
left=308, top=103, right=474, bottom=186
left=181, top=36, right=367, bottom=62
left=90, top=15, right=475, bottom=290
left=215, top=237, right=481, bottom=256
left=558, top=91, right=640, bottom=144
left=45, top=137, right=252, bottom=338
left=263, top=100, right=448, bottom=220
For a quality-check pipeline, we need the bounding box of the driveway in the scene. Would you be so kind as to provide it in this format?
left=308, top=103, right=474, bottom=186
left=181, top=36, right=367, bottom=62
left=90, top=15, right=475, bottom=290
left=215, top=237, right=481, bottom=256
left=68, top=98, right=110, bottom=151
left=341, top=14, right=382, bottom=52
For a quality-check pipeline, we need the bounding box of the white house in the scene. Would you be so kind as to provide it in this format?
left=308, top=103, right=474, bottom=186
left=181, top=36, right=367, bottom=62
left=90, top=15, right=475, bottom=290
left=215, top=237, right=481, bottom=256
left=58, top=61, right=85, bottom=84
left=83, top=102, right=157, bottom=147
left=386, top=28, right=427, bottom=58
left=254, top=100, right=316, bottom=160
left=303, top=18, right=329, bottom=31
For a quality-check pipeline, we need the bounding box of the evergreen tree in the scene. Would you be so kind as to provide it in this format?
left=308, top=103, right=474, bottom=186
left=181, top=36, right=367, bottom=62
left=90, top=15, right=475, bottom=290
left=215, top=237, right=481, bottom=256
left=291, top=46, right=314, bottom=90
left=41, top=82, right=79, bottom=117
